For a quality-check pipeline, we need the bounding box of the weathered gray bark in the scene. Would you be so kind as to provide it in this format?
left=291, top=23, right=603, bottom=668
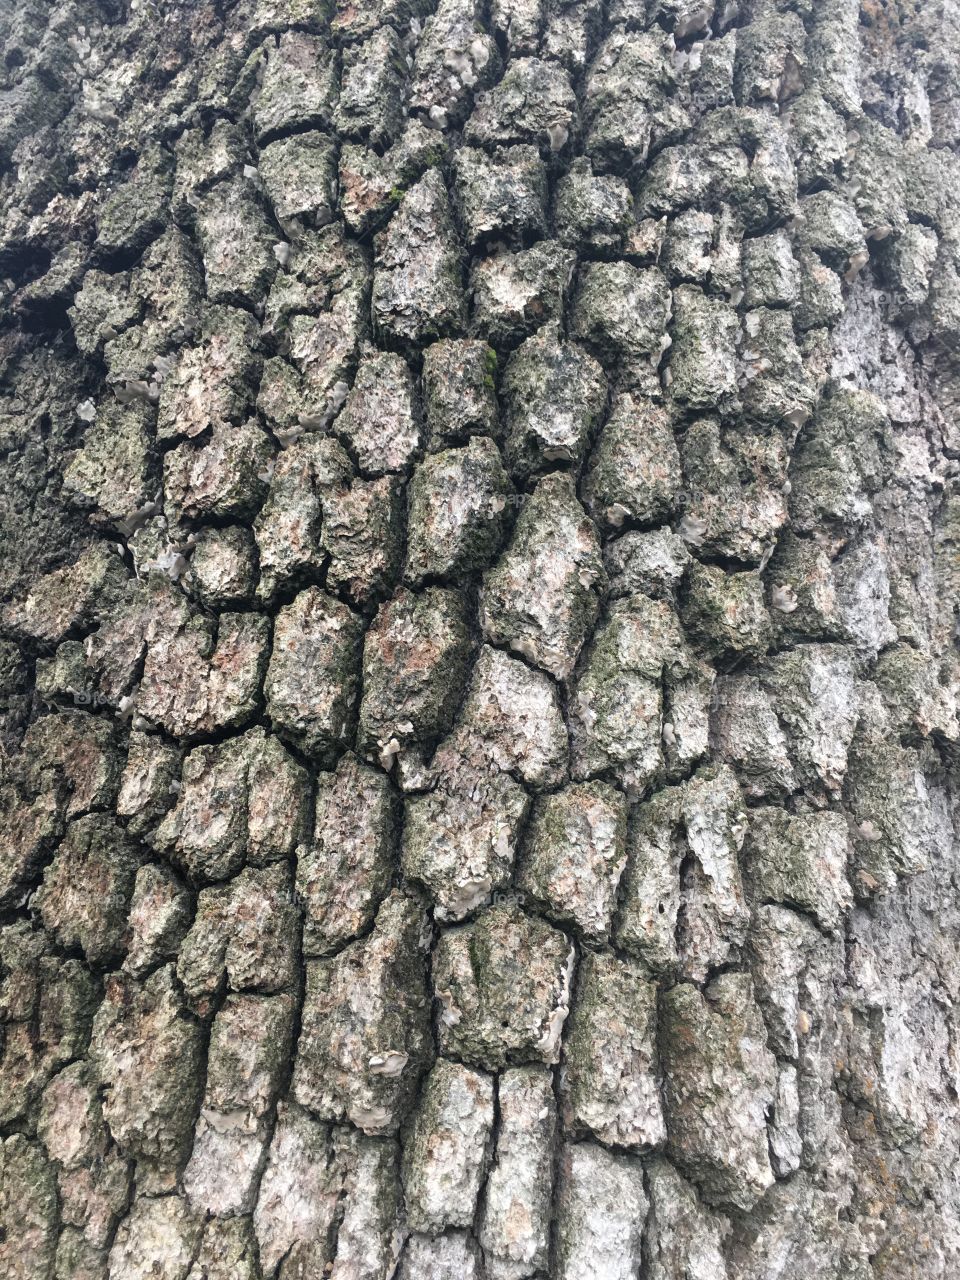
left=1, top=0, right=959, bottom=1276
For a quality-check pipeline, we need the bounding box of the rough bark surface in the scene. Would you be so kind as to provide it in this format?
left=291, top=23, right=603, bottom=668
left=1, top=0, right=959, bottom=1277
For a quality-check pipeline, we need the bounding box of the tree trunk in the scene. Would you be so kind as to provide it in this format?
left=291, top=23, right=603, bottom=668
left=1, top=0, right=959, bottom=1276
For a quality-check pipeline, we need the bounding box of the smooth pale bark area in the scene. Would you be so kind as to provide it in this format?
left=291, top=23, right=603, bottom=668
left=1, top=1, right=960, bottom=1278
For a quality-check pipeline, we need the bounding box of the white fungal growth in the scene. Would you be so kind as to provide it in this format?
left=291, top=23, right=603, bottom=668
left=576, top=689, right=597, bottom=730
left=534, top=945, right=575, bottom=1064
left=273, top=241, right=292, bottom=267
left=510, top=637, right=539, bottom=662
left=493, top=825, right=512, bottom=859
left=444, top=876, right=494, bottom=921
left=349, top=1104, right=391, bottom=1133
left=115, top=379, right=159, bottom=405
left=428, top=105, right=448, bottom=130
left=330, top=379, right=351, bottom=409
left=82, top=86, right=119, bottom=125
left=739, top=355, right=772, bottom=384
left=77, top=398, right=97, bottom=422
left=273, top=423, right=304, bottom=448
left=604, top=501, right=628, bottom=529
left=844, top=249, right=870, bottom=283
left=68, top=34, right=92, bottom=61
left=675, top=8, right=711, bottom=39
left=673, top=39, right=704, bottom=71
left=447, top=51, right=471, bottom=79
left=771, top=584, right=799, bottom=614
left=547, top=123, right=568, bottom=152
left=368, top=1051, right=409, bottom=1077
left=778, top=53, right=804, bottom=102
left=116, top=499, right=160, bottom=539
left=436, top=989, right=462, bottom=1027
left=679, top=513, right=708, bottom=546
left=144, top=548, right=189, bottom=582
left=469, top=36, right=490, bottom=68
left=298, top=380, right=349, bottom=431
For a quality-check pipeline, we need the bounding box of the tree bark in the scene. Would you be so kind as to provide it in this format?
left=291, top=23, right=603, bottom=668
left=1, top=0, right=959, bottom=1277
